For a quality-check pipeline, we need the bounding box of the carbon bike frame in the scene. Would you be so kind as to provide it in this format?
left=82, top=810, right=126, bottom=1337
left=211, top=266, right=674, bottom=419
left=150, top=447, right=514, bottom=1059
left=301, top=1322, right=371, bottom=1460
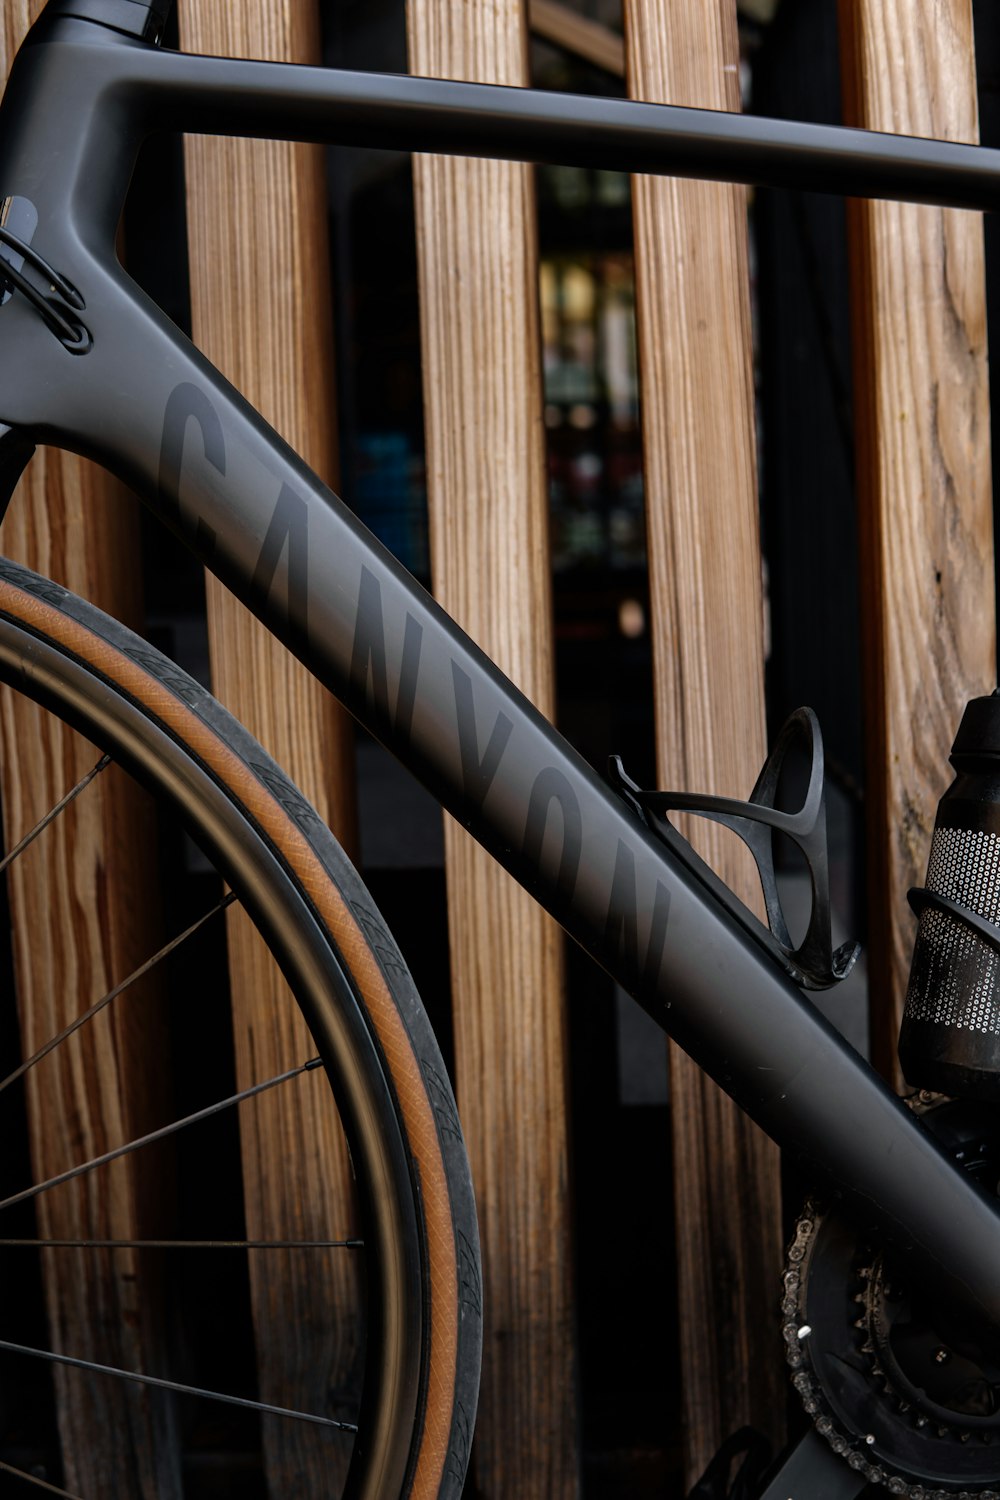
left=1, top=0, right=1000, bottom=1351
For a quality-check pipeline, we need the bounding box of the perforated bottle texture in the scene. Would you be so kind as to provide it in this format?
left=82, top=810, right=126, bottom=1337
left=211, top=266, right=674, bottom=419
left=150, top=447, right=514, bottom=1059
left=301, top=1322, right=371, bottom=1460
left=898, top=693, right=1000, bottom=1100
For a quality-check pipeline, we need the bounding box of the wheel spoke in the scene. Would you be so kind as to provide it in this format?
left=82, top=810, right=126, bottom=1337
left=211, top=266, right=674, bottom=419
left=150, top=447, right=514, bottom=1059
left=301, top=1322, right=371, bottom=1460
left=0, top=892, right=237, bottom=1099
left=0, top=755, right=110, bottom=877
left=0, top=1057, right=324, bottom=1216
left=0, top=1338, right=357, bottom=1433
left=0, top=1458, right=83, bottom=1498
left=0, top=571, right=471, bottom=1497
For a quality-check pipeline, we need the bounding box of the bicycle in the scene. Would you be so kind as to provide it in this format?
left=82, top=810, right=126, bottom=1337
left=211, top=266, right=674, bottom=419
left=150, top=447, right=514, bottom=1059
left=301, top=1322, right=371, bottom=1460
left=0, top=1, right=999, bottom=1496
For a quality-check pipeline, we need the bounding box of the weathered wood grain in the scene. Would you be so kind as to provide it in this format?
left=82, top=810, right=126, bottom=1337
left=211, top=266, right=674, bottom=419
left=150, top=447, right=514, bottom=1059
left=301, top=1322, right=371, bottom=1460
left=406, top=2, right=578, bottom=1495
left=838, top=0, right=995, bottom=1080
left=622, top=0, right=784, bottom=1480
left=177, top=0, right=362, bottom=1484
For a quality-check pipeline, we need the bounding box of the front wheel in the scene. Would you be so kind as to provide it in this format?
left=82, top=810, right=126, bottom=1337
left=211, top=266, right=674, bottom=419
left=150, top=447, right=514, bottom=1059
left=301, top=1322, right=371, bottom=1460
left=0, top=556, right=481, bottom=1498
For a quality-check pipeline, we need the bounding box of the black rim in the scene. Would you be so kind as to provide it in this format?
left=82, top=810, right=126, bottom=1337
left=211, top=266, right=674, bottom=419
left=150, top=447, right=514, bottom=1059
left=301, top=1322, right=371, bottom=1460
left=0, top=593, right=428, bottom=1499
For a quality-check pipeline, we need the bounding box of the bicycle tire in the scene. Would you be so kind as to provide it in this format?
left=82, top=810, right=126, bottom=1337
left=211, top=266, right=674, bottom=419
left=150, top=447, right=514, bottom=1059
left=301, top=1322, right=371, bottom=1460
left=0, top=554, right=481, bottom=1499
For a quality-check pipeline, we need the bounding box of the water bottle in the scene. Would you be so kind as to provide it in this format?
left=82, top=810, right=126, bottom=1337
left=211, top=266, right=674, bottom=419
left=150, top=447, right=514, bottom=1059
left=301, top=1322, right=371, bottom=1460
left=899, top=693, right=1000, bottom=1100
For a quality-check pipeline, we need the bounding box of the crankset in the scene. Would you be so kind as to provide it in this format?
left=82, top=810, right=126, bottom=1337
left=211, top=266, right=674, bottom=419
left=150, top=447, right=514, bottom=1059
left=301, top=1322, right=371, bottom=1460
left=785, top=1098, right=1000, bottom=1497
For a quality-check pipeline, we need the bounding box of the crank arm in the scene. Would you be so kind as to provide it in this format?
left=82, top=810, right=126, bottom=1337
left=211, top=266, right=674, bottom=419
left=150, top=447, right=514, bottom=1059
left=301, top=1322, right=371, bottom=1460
left=757, top=1429, right=867, bottom=1500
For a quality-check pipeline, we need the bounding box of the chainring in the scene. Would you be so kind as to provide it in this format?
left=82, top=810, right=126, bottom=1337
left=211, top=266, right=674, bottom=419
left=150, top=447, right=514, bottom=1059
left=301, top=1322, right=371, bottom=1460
left=785, top=1098, right=1000, bottom=1497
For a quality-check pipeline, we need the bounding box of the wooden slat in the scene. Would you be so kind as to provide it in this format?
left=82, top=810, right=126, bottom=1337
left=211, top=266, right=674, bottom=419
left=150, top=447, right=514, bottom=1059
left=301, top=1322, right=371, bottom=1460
left=528, top=0, right=625, bottom=77
left=406, top=2, right=578, bottom=1495
left=838, top=0, right=995, bottom=1080
left=0, top=10, right=178, bottom=1492
left=176, top=0, right=361, bottom=1485
left=622, top=0, right=784, bottom=1481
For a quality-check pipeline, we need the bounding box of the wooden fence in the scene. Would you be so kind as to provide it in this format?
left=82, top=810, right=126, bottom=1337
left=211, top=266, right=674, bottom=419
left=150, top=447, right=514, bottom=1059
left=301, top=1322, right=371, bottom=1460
left=0, top=0, right=993, bottom=1493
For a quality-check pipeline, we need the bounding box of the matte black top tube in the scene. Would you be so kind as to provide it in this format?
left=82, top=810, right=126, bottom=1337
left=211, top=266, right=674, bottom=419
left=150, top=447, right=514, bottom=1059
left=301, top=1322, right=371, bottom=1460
left=18, top=4, right=1000, bottom=215
left=2, top=5, right=1000, bottom=1353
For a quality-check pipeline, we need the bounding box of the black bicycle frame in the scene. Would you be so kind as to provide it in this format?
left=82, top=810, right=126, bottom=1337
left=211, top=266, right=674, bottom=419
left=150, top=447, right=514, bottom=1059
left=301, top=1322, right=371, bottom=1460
left=1, top=4, right=1000, bottom=1345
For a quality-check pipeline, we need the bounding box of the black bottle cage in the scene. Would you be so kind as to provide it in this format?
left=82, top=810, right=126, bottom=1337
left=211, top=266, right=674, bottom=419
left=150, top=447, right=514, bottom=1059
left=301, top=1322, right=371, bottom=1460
left=907, top=885, right=1000, bottom=957
left=609, top=707, right=860, bottom=991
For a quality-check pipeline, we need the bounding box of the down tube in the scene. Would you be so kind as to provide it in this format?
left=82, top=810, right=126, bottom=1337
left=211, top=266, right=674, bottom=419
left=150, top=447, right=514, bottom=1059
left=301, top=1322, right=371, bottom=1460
left=47, top=275, right=1000, bottom=1334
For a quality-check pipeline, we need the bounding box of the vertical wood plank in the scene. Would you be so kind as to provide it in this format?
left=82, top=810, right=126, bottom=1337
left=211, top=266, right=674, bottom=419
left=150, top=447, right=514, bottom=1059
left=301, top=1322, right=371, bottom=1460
left=622, top=0, right=785, bottom=1479
left=0, top=11, right=179, bottom=1493
left=176, top=0, right=362, bottom=1484
left=406, top=3, right=579, bottom=1496
left=838, top=0, right=995, bottom=1080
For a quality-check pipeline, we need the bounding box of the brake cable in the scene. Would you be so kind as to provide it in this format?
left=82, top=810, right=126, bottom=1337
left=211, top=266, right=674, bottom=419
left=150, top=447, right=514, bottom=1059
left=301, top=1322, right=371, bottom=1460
left=0, top=226, right=90, bottom=351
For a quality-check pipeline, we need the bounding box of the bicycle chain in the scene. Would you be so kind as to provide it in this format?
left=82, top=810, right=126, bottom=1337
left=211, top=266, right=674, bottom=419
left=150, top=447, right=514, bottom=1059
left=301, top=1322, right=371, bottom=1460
left=784, top=1205, right=1000, bottom=1500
